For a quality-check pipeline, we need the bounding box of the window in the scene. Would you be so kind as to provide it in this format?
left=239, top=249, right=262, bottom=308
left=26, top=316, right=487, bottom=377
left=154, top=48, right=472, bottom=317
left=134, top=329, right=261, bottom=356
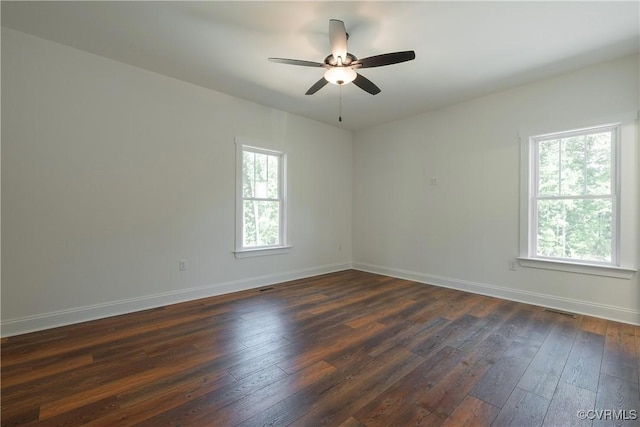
left=519, top=114, right=637, bottom=278
left=235, top=140, right=289, bottom=257
left=532, top=124, right=617, bottom=264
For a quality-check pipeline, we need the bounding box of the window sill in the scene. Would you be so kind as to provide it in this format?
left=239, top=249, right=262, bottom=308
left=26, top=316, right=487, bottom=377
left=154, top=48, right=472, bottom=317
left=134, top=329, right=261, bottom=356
left=234, top=246, right=292, bottom=259
left=517, top=257, right=636, bottom=279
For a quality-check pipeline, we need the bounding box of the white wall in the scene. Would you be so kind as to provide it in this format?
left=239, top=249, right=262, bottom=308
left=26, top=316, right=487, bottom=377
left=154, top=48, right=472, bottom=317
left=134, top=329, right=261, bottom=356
left=353, top=54, right=639, bottom=324
left=1, top=28, right=353, bottom=336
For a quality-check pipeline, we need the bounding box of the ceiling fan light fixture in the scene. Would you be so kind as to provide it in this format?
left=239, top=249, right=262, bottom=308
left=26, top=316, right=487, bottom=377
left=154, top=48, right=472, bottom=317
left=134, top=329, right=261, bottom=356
left=269, top=19, right=414, bottom=95
left=324, top=67, right=357, bottom=85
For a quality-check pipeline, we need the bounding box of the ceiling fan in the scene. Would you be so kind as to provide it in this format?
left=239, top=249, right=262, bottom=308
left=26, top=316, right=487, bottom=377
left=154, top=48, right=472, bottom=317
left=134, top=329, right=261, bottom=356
left=268, top=19, right=415, bottom=96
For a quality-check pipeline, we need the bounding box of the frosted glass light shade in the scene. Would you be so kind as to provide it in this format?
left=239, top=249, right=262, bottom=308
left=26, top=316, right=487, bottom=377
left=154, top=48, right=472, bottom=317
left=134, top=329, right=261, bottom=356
left=324, top=67, right=357, bottom=85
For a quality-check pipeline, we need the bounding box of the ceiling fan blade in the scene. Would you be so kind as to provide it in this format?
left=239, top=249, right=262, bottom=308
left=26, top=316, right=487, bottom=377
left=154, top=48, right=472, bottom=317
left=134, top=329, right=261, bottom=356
left=353, top=73, right=381, bottom=95
left=329, top=19, right=348, bottom=63
left=353, top=51, right=416, bottom=69
left=305, top=78, right=329, bottom=95
left=268, top=58, right=326, bottom=67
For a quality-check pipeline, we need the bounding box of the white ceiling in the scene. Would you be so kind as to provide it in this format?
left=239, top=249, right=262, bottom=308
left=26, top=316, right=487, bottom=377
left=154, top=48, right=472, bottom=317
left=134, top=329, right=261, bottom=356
left=2, top=1, right=639, bottom=131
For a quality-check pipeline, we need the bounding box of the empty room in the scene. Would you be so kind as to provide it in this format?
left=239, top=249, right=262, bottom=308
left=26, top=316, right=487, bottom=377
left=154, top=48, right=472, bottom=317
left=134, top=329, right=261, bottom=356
left=2, top=1, right=639, bottom=426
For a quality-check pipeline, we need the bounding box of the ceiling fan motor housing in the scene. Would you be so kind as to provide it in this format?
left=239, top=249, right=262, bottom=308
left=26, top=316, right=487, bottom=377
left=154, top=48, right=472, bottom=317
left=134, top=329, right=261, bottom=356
left=324, top=53, right=357, bottom=66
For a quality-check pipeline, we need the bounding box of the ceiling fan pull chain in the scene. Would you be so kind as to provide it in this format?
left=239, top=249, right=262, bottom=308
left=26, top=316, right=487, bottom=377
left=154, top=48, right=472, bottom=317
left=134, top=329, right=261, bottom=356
left=339, top=84, right=343, bottom=122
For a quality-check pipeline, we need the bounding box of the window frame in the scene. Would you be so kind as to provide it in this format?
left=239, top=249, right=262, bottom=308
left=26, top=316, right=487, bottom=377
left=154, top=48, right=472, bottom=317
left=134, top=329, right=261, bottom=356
left=530, top=124, right=619, bottom=266
left=518, top=113, right=637, bottom=279
left=234, top=138, right=290, bottom=258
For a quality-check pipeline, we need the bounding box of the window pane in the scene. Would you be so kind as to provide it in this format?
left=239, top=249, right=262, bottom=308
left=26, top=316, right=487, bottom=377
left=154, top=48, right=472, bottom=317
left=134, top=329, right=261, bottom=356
left=560, top=135, right=585, bottom=196
left=267, top=155, right=279, bottom=199
left=243, top=200, right=280, bottom=247
left=536, top=198, right=612, bottom=262
left=254, top=153, right=268, bottom=198
left=243, top=151, right=280, bottom=201
left=242, top=151, right=255, bottom=198
left=538, top=139, right=560, bottom=196
left=585, top=132, right=612, bottom=195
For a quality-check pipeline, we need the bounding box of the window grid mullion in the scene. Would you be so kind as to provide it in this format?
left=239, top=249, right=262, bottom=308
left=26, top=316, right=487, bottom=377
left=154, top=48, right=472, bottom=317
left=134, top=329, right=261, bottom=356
left=536, top=194, right=613, bottom=201
left=244, top=196, right=280, bottom=202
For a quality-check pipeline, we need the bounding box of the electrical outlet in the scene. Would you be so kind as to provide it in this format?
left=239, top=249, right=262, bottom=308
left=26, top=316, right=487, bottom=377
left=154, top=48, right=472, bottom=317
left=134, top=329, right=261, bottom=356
left=430, top=177, right=438, bottom=186
left=179, top=259, right=187, bottom=271
left=508, top=260, right=517, bottom=271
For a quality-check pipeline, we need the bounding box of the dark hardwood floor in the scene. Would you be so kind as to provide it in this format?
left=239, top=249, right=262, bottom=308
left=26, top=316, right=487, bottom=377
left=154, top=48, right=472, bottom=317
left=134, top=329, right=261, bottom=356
left=2, top=270, right=639, bottom=426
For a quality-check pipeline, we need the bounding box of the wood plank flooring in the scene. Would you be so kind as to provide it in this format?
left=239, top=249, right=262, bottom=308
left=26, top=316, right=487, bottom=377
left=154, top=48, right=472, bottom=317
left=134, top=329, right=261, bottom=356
left=2, top=270, right=640, bottom=426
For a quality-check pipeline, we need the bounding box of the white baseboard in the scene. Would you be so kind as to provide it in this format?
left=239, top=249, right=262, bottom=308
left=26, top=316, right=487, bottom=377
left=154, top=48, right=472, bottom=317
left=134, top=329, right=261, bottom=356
left=5, top=261, right=637, bottom=337
left=1, top=263, right=352, bottom=337
left=352, top=262, right=640, bottom=326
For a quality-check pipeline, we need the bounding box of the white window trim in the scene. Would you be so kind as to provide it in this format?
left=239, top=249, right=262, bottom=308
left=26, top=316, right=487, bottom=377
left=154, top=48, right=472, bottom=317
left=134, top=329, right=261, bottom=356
left=516, top=257, right=635, bottom=279
left=531, top=123, right=619, bottom=265
left=519, top=112, right=638, bottom=280
left=234, top=138, right=291, bottom=259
